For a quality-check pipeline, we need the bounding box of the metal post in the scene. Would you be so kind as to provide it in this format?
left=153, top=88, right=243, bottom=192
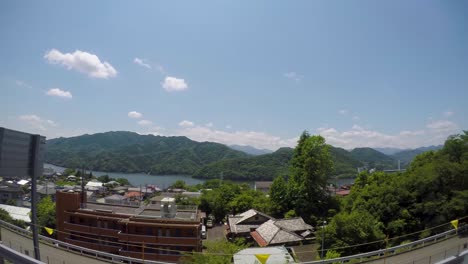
left=31, top=135, right=42, bottom=260
left=321, top=220, right=327, bottom=261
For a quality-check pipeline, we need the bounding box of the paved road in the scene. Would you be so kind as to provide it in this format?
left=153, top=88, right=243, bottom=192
left=366, top=235, right=468, bottom=264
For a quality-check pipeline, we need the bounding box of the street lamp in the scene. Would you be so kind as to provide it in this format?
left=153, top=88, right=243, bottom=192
left=321, top=220, right=327, bottom=261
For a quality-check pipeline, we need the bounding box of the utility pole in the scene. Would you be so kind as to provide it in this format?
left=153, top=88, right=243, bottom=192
left=321, top=220, right=327, bottom=262
left=31, top=135, right=42, bottom=261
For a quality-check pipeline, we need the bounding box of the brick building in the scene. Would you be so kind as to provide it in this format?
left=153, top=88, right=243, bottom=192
left=56, top=190, right=202, bottom=262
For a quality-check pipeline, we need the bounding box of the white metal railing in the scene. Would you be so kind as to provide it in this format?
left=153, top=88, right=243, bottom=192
left=303, top=225, right=467, bottom=264
left=0, top=219, right=173, bottom=264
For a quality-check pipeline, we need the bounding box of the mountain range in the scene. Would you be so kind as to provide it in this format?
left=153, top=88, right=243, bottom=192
left=45, top=131, right=441, bottom=181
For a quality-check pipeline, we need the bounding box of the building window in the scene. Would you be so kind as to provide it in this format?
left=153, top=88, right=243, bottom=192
left=166, top=229, right=170, bottom=237
left=174, top=229, right=181, bottom=237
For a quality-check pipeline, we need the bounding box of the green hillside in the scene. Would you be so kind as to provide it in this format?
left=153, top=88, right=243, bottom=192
left=194, top=146, right=364, bottom=180
left=193, top=147, right=293, bottom=180
left=392, top=145, right=442, bottom=166
left=45, top=131, right=248, bottom=174
left=350, top=147, right=397, bottom=170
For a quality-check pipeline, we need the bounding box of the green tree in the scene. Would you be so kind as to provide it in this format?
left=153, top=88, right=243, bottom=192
left=97, top=174, right=111, bottom=183
left=287, top=132, right=333, bottom=223
left=63, top=168, right=76, bottom=176
left=37, top=196, right=56, bottom=237
left=320, top=210, right=385, bottom=256
left=115, top=178, right=130, bottom=186
left=171, top=180, right=187, bottom=189
left=269, top=175, right=289, bottom=217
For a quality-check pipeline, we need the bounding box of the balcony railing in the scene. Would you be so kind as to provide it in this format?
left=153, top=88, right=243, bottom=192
left=117, top=232, right=199, bottom=246
left=63, top=221, right=120, bottom=237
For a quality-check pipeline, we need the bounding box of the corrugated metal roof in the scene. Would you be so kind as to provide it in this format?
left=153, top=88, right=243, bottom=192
left=0, top=204, right=31, bottom=223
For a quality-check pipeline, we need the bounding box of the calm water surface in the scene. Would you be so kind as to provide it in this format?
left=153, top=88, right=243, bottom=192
left=44, top=163, right=205, bottom=188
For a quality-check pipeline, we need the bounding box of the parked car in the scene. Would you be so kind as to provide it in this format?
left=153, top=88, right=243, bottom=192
left=206, top=219, right=213, bottom=228
left=201, top=225, right=207, bottom=239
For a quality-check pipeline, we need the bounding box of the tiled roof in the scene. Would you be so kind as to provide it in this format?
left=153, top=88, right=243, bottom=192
left=237, top=209, right=272, bottom=225
left=252, top=218, right=312, bottom=246
left=273, top=218, right=313, bottom=232
left=228, top=209, right=274, bottom=235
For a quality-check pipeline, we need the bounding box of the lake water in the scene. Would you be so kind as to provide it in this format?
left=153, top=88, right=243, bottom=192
left=44, top=163, right=205, bottom=188
left=44, top=163, right=355, bottom=188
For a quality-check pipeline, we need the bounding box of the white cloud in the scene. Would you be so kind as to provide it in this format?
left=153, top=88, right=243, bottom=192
left=317, top=119, right=461, bottom=149
left=46, top=88, right=72, bottom=99
left=44, top=49, right=117, bottom=79
left=128, top=111, right=143, bottom=119
left=133, top=57, right=151, bottom=69
left=284, top=72, right=302, bottom=81
left=179, top=120, right=194, bottom=127
left=338, top=109, right=348, bottom=115
left=426, top=120, right=458, bottom=133
left=16, top=80, right=32, bottom=89
left=162, top=76, right=188, bottom=92
left=137, top=120, right=152, bottom=126
left=226, top=125, right=232, bottom=129
left=19, top=114, right=57, bottom=131
left=176, top=125, right=297, bottom=150
left=399, top=130, right=425, bottom=136
left=443, top=111, right=454, bottom=117
left=205, top=122, right=214, bottom=127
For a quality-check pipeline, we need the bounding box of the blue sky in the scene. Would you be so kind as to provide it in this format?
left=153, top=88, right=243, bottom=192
left=1, top=1, right=466, bottom=150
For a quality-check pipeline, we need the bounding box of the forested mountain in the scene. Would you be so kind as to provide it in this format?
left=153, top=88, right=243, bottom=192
left=392, top=145, right=443, bottom=165
left=229, top=145, right=273, bottom=156
left=193, top=147, right=293, bottom=180
left=46, top=131, right=435, bottom=180
left=195, top=145, right=364, bottom=180
left=350, top=147, right=397, bottom=170
left=45, top=131, right=248, bottom=174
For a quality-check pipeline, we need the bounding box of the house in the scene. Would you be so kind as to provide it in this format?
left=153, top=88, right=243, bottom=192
left=233, top=246, right=296, bottom=264
left=0, top=183, right=23, bottom=205
left=104, top=194, right=129, bottom=204
left=124, top=191, right=142, bottom=201
left=254, top=181, right=273, bottom=193
left=227, top=209, right=273, bottom=239
left=251, top=218, right=314, bottom=247
left=56, top=190, right=203, bottom=262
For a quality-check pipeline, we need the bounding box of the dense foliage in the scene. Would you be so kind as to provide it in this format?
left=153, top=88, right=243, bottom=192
left=37, top=196, right=56, bottom=237
left=269, top=132, right=339, bottom=224
left=320, top=132, right=468, bottom=256
left=199, top=180, right=270, bottom=221
left=46, top=131, right=248, bottom=174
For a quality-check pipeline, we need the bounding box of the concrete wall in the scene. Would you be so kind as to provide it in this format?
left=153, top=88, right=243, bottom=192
left=0, top=227, right=109, bottom=264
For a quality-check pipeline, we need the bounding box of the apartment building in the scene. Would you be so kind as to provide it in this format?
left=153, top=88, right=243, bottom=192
left=56, top=190, right=202, bottom=262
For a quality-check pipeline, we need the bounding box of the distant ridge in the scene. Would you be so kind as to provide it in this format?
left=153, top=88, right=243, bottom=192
left=392, top=145, right=442, bottom=165
left=45, top=131, right=248, bottom=175
left=229, top=144, right=273, bottom=156
left=45, top=131, right=440, bottom=180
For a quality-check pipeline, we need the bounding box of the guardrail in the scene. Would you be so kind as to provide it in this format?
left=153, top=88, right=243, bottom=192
left=0, top=219, right=173, bottom=264
left=304, top=225, right=467, bottom=264
left=0, top=242, right=45, bottom=264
